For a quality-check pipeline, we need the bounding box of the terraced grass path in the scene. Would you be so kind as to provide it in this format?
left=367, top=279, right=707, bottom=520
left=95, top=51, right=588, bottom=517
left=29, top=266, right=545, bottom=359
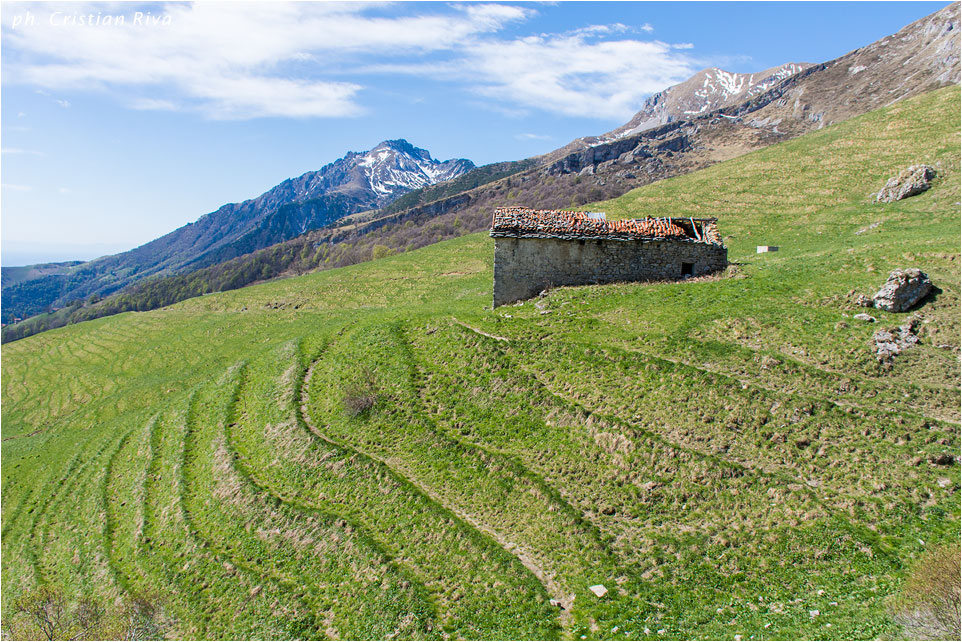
left=299, top=353, right=575, bottom=628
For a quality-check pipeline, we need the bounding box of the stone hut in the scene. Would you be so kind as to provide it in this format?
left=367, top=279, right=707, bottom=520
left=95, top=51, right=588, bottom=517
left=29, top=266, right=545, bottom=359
left=490, top=207, right=727, bottom=307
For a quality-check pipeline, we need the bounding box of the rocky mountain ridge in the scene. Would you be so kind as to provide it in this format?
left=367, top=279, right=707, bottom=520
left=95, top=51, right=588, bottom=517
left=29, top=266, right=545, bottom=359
left=0, top=140, right=473, bottom=323
left=575, top=63, right=812, bottom=149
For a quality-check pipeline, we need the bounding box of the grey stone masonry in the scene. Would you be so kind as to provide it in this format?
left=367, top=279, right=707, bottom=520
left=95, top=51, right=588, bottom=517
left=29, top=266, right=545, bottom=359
left=490, top=208, right=727, bottom=307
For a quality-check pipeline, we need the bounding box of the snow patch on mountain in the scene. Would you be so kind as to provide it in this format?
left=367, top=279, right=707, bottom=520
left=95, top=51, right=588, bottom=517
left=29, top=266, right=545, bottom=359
left=353, top=140, right=474, bottom=201
left=588, top=62, right=812, bottom=145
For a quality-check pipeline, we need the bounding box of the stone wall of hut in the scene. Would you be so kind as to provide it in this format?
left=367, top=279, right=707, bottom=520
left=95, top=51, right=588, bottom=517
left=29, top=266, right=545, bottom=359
left=492, top=236, right=728, bottom=307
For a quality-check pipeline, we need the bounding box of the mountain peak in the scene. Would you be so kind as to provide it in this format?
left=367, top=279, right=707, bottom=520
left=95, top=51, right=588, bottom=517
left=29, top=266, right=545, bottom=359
left=602, top=62, right=813, bottom=140
left=352, top=140, right=473, bottom=198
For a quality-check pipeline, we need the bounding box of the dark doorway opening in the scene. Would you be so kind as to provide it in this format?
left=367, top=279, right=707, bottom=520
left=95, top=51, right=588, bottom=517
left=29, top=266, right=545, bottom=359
left=681, top=262, right=694, bottom=276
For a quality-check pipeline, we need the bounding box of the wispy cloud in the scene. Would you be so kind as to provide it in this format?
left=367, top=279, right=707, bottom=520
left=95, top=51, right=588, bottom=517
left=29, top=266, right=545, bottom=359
left=515, top=133, right=553, bottom=141
left=3, top=2, right=530, bottom=120
left=2, top=183, right=32, bottom=191
left=465, top=36, right=693, bottom=119
left=2, top=147, right=44, bottom=156
left=2, top=2, right=696, bottom=121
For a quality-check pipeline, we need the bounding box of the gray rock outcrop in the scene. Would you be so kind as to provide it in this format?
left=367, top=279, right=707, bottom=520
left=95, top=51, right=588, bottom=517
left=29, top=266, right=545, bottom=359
left=874, top=165, right=937, bottom=203
left=873, top=318, right=921, bottom=362
left=873, top=268, right=933, bottom=311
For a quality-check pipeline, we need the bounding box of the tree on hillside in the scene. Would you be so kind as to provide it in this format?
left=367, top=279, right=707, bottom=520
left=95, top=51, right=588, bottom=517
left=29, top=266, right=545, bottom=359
left=2, top=585, right=170, bottom=641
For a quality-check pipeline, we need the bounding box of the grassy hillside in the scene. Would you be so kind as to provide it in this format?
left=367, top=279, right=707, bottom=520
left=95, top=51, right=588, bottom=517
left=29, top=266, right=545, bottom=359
left=2, top=85, right=959, bottom=640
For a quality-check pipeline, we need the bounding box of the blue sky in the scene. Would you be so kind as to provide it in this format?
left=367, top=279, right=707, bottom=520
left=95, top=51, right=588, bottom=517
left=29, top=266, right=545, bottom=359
left=0, top=1, right=951, bottom=266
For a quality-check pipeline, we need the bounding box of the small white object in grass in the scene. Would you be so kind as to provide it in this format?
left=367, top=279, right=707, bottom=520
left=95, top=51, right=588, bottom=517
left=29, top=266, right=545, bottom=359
left=756, top=245, right=779, bottom=253
left=644, top=627, right=651, bottom=635
left=588, top=584, right=608, bottom=598
left=810, top=609, right=820, bottom=618
left=657, top=629, right=666, bottom=635
left=817, top=589, right=825, bottom=596
left=735, top=635, right=743, bottom=641
left=764, top=623, right=771, bottom=629
left=612, top=626, right=619, bottom=633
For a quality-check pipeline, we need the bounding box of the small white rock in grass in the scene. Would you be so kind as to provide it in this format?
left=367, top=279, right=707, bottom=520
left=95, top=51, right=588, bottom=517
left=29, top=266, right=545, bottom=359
left=809, top=609, right=820, bottom=618
left=764, top=623, right=771, bottom=629
left=657, top=629, right=666, bottom=635
left=735, top=635, right=743, bottom=641
left=644, top=627, right=651, bottom=635
left=817, top=589, right=825, bottom=596
left=588, top=584, right=608, bottom=598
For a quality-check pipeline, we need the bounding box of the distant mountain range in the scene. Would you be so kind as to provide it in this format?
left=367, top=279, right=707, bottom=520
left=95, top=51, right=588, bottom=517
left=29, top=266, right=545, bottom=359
left=1, top=140, right=473, bottom=322
left=3, top=2, right=959, bottom=340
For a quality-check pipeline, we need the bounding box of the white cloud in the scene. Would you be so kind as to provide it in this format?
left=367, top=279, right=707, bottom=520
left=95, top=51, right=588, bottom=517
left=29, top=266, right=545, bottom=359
left=2, top=3, right=697, bottom=122
left=672, top=42, right=695, bottom=50
left=55, top=99, right=70, bottom=108
left=2, top=2, right=529, bottom=120
left=2, top=183, right=32, bottom=191
left=457, top=34, right=695, bottom=120
left=2, top=147, right=44, bottom=155
left=364, top=29, right=696, bottom=121
left=515, top=133, right=553, bottom=140
left=128, top=97, right=179, bottom=111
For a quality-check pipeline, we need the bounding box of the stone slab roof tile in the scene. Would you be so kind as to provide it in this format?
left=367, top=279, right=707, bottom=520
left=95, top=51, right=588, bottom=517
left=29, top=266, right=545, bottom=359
left=490, top=207, right=721, bottom=244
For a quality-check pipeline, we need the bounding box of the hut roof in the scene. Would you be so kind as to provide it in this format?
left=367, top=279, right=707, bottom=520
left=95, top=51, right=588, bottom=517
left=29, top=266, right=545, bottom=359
left=490, top=207, right=721, bottom=243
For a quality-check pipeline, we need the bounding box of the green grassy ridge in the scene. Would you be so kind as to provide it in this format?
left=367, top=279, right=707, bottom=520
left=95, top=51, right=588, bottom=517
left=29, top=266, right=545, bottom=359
left=231, top=334, right=559, bottom=639
left=409, top=321, right=896, bottom=637
left=2, top=85, right=959, bottom=640
left=305, top=321, right=620, bottom=626
left=187, top=364, right=437, bottom=639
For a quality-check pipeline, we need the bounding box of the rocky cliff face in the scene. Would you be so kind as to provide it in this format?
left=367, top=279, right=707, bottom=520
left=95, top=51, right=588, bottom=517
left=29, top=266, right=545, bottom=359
left=596, top=63, right=812, bottom=143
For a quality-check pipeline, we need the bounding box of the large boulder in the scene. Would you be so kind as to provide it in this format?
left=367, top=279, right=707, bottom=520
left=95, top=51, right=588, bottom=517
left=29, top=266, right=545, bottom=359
left=874, top=165, right=936, bottom=203
left=873, top=268, right=932, bottom=312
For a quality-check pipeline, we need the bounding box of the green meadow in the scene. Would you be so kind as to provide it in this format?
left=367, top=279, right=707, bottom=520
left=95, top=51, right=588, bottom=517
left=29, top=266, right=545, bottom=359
left=2, top=86, right=959, bottom=640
